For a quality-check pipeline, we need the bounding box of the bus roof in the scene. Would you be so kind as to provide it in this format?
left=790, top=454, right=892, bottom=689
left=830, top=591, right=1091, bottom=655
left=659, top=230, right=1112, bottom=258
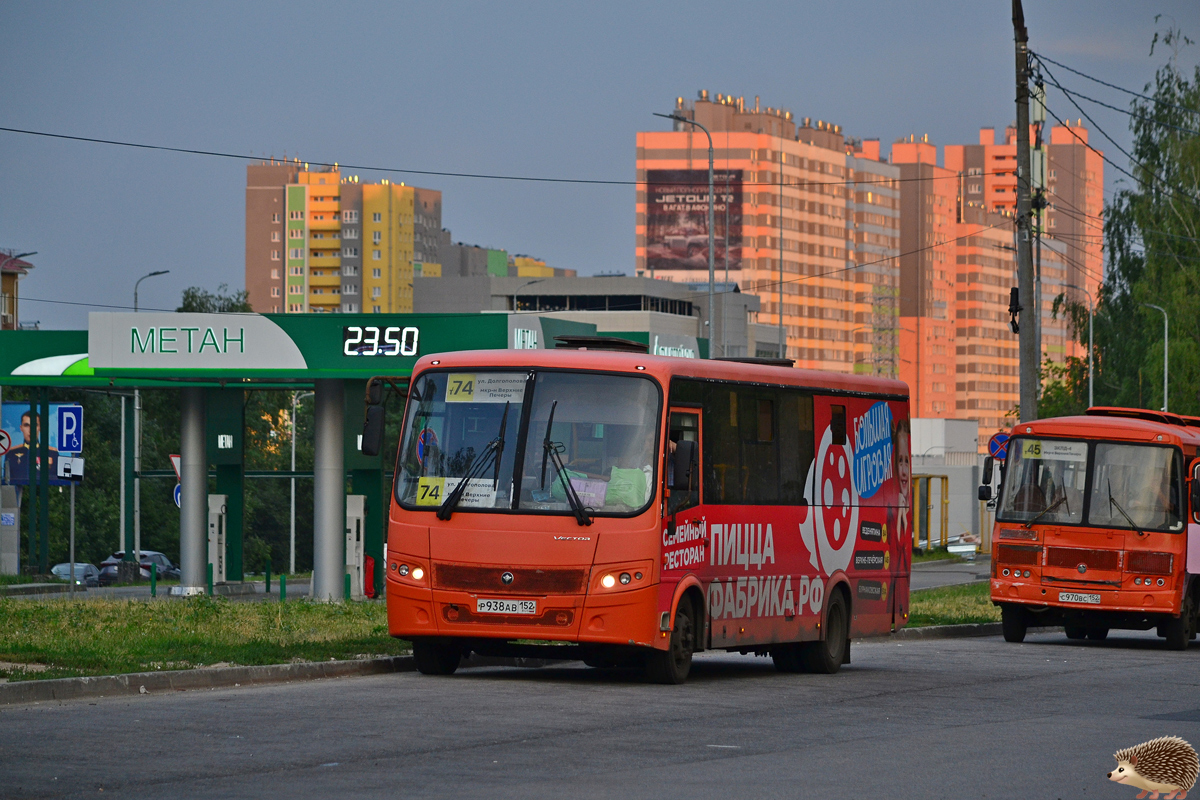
left=411, top=349, right=909, bottom=399
left=1010, top=407, right=1200, bottom=447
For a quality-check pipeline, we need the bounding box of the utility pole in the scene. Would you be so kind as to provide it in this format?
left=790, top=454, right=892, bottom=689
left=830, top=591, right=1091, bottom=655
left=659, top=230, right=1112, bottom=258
left=1013, top=0, right=1038, bottom=421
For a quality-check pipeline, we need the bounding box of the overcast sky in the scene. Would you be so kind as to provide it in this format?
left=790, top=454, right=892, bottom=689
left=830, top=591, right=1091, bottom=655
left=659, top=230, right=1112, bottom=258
left=2, top=1, right=1196, bottom=329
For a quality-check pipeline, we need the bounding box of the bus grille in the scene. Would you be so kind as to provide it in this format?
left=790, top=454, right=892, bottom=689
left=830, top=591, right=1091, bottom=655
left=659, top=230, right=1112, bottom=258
left=432, top=563, right=588, bottom=595
left=1046, top=547, right=1120, bottom=572
left=997, top=544, right=1041, bottom=566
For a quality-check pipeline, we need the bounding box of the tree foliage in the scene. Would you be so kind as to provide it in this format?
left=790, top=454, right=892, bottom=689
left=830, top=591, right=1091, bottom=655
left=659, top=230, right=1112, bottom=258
left=177, top=284, right=251, bottom=314
left=1058, top=27, right=1200, bottom=415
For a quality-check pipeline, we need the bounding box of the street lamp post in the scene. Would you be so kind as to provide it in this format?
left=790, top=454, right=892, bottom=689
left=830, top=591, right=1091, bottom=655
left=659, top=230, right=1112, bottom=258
left=290, top=390, right=314, bottom=575
left=131, top=270, right=169, bottom=565
left=655, top=112, right=715, bottom=359
left=1143, top=303, right=1169, bottom=412
left=512, top=278, right=547, bottom=314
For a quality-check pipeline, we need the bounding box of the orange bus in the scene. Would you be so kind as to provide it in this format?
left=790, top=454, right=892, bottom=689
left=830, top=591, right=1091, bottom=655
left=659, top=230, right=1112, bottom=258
left=364, top=342, right=913, bottom=683
left=984, top=407, right=1200, bottom=648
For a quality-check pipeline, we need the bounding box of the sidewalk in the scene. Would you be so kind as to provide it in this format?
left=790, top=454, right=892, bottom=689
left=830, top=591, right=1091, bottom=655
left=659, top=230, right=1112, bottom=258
left=911, top=556, right=991, bottom=591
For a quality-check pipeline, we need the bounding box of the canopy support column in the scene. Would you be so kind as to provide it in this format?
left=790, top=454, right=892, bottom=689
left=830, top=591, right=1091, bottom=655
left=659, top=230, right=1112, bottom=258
left=177, top=387, right=207, bottom=595
left=313, top=379, right=345, bottom=602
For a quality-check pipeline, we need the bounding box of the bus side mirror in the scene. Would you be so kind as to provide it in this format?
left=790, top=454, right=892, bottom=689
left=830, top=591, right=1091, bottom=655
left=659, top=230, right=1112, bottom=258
left=978, top=484, right=993, bottom=502
left=1190, top=460, right=1200, bottom=520
left=982, top=456, right=994, bottom=484
left=361, top=405, right=384, bottom=457
left=366, top=378, right=384, bottom=405
left=673, top=440, right=697, bottom=491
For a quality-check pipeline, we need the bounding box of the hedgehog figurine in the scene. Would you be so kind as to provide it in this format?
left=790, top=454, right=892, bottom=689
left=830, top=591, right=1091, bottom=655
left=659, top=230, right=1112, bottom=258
left=1108, top=736, right=1199, bottom=799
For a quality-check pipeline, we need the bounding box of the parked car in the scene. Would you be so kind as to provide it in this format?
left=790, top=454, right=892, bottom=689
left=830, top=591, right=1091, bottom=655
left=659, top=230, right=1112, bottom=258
left=98, top=551, right=181, bottom=585
left=50, top=562, right=101, bottom=587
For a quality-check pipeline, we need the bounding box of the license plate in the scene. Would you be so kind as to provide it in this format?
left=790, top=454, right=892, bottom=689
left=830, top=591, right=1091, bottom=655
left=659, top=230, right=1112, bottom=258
left=1059, top=592, right=1101, bottom=605
left=476, top=598, right=537, bottom=615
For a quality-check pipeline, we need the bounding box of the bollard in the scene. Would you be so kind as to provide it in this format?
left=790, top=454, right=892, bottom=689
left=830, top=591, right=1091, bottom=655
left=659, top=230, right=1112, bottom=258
left=265, top=563, right=271, bottom=595
left=207, top=563, right=213, bottom=596
left=280, top=574, right=286, bottom=602
left=344, top=572, right=351, bottom=601
left=150, top=562, right=157, bottom=598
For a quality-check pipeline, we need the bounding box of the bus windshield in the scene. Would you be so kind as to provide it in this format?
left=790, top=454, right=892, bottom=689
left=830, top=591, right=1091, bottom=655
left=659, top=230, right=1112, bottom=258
left=998, top=438, right=1183, bottom=532
left=998, top=438, right=1088, bottom=525
left=1087, top=443, right=1182, bottom=532
left=395, top=369, right=661, bottom=516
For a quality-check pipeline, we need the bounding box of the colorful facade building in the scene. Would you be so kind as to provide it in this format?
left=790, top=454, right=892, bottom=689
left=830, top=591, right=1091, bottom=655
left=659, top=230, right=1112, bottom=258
left=245, top=162, right=442, bottom=314
left=636, top=92, right=900, bottom=374
left=0, top=250, right=35, bottom=331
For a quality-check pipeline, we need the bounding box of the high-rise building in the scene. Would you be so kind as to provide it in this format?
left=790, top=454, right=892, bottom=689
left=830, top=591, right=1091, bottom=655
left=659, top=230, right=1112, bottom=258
left=636, top=92, right=900, bottom=374
left=245, top=162, right=441, bottom=314
left=896, top=123, right=1102, bottom=448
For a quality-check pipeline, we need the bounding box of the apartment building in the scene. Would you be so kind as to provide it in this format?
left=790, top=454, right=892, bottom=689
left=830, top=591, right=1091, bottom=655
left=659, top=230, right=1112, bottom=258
left=245, top=162, right=441, bottom=314
left=898, top=123, right=1101, bottom=448
left=0, top=250, right=34, bottom=331
left=636, top=92, right=900, bottom=374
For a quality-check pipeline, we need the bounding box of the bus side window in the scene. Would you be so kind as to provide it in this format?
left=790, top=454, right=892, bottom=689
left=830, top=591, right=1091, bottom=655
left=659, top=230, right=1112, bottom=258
left=668, top=411, right=700, bottom=514
left=831, top=405, right=847, bottom=446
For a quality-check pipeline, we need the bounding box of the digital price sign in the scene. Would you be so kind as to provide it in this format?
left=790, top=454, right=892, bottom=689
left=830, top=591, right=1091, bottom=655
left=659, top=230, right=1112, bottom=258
left=342, top=326, right=420, bottom=357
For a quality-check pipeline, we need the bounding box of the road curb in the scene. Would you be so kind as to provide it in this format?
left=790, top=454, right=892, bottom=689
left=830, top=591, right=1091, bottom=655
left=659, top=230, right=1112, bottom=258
left=0, top=583, right=73, bottom=597
left=0, top=651, right=570, bottom=707
left=858, top=622, right=1062, bottom=642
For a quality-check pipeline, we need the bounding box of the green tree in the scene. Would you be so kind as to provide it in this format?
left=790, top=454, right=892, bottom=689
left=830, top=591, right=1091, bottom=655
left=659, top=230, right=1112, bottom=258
left=177, top=284, right=251, bottom=313
left=1060, top=26, right=1200, bottom=414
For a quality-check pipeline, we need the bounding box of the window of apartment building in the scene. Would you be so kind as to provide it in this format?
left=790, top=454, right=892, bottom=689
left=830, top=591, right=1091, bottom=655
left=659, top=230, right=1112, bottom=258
left=372, top=212, right=382, bottom=222
left=271, top=250, right=280, bottom=261
left=372, top=230, right=382, bottom=244
left=372, top=250, right=381, bottom=260
left=312, top=288, right=323, bottom=295
left=372, top=305, right=381, bottom=313
left=270, top=268, right=280, bottom=279
left=968, top=184, right=981, bottom=194
left=372, top=268, right=381, bottom=278
left=289, top=285, right=302, bottom=295
left=343, top=228, right=359, bottom=239
left=342, top=210, right=359, bottom=222
left=289, top=229, right=303, bottom=239
left=343, top=302, right=359, bottom=313
left=271, top=231, right=281, bottom=242
left=289, top=211, right=304, bottom=220
left=371, top=287, right=381, bottom=298
left=343, top=265, right=358, bottom=276
left=333, top=287, right=341, bottom=295
left=289, top=248, right=303, bottom=259
left=272, top=213, right=281, bottom=222
left=289, top=266, right=303, bottom=275
left=312, top=232, right=325, bottom=239
left=343, top=247, right=359, bottom=257
left=271, top=287, right=281, bottom=297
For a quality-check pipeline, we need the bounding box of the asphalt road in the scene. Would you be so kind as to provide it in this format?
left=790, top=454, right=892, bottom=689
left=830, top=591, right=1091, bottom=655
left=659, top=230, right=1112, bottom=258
left=911, top=556, right=992, bottom=590
left=2, top=630, right=1197, bottom=799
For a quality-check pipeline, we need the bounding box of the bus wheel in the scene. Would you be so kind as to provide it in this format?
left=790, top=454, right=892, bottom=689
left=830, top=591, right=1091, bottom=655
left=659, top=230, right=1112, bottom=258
left=1064, top=624, right=1087, bottom=640
left=771, top=643, right=804, bottom=673
left=1086, top=628, right=1109, bottom=641
left=1162, top=597, right=1195, bottom=651
left=1000, top=604, right=1027, bottom=643
left=412, top=638, right=462, bottom=675
left=801, top=591, right=848, bottom=675
left=645, top=598, right=695, bottom=684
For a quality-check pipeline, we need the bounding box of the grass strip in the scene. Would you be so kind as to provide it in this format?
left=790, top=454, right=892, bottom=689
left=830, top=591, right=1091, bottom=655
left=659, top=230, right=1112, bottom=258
left=908, top=580, right=999, bottom=627
left=0, top=596, right=409, bottom=682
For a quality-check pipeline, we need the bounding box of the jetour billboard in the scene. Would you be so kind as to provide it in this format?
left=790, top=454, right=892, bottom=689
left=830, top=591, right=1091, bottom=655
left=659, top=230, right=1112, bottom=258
left=645, top=169, right=742, bottom=274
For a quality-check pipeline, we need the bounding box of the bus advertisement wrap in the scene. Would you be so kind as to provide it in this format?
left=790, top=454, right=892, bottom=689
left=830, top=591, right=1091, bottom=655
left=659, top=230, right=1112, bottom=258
left=645, top=169, right=742, bottom=273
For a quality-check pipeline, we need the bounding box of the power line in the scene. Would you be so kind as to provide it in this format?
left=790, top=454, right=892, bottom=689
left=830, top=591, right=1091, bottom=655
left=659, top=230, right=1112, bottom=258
left=1030, top=51, right=1200, bottom=117
left=0, top=124, right=1005, bottom=192
left=1035, top=71, right=1200, bottom=137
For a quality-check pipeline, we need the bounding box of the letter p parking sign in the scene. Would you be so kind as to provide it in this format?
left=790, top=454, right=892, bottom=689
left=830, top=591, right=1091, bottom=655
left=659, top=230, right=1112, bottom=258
left=57, top=405, right=83, bottom=454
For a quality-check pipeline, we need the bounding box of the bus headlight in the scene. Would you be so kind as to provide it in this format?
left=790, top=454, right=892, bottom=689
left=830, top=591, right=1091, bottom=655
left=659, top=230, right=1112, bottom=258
left=619, top=573, right=632, bottom=585
left=398, top=564, right=410, bottom=576
left=601, top=574, right=616, bottom=589
left=411, top=567, right=425, bottom=581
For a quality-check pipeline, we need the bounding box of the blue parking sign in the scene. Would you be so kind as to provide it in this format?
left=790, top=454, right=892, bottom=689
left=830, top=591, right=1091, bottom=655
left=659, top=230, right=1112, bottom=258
left=57, top=405, right=83, bottom=454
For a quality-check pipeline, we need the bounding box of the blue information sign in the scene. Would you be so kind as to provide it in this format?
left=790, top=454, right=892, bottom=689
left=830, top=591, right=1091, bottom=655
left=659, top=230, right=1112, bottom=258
left=57, top=405, right=83, bottom=454
left=173, top=483, right=182, bottom=508
left=988, top=432, right=1009, bottom=459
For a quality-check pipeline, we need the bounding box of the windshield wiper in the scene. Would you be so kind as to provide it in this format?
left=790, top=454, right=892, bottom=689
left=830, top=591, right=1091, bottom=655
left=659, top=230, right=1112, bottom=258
left=1107, top=479, right=1145, bottom=537
left=436, top=402, right=509, bottom=521
left=539, top=400, right=593, bottom=527
left=1024, top=493, right=1067, bottom=529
